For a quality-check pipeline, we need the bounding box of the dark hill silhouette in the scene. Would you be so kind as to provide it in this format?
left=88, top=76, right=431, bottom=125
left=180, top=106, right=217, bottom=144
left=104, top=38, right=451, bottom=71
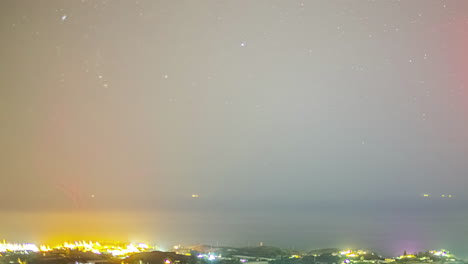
left=235, top=246, right=290, bottom=258
left=307, top=249, right=341, bottom=255
left=125, top=251, right=191, bottom=264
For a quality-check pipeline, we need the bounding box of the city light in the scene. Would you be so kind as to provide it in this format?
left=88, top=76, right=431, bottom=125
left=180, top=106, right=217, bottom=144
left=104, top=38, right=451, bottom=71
left=0, top=241, right=461, bottom=264
left=0, top=240, right=153, bottom=258
left=430, top=250, right=451, bottom=257
left=0, top=242, right=39, bottom=253
left=338, top=250, right=367, bottom=258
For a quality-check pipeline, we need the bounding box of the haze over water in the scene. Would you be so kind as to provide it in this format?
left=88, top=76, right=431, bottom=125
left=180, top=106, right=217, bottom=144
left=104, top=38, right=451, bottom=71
left=2, top=198, right=468, bottom=258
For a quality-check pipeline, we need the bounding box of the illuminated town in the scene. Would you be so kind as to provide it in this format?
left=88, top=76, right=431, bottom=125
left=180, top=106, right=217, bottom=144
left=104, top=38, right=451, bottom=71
left=0, top=241, right=151, bottom=256
left=0, top=240, right=464, bottom=264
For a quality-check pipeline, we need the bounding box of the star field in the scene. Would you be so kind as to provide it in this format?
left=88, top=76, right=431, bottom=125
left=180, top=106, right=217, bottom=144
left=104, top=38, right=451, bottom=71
left=1, top=0, right=468, bottom=257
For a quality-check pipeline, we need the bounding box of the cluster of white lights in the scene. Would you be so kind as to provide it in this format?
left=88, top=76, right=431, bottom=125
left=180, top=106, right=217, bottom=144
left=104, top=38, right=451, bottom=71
left=197, top=253, right=220, bottom=261
left=0, top=242, right=39, bottom=253
left=0, top=241, right=150, bottom=257
left=430, top=250, right=449, bottom=257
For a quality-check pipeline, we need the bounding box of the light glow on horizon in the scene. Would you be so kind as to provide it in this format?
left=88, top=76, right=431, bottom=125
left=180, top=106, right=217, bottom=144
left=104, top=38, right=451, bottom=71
left=1, top=240, right=152, bottom=257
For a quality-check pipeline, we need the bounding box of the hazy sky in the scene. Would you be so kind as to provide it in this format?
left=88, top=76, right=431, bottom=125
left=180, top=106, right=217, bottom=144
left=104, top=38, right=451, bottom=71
left=1, top=0, right=468, bottom=257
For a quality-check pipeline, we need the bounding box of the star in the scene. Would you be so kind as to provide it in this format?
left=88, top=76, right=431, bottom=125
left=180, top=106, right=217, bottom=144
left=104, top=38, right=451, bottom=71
left=61, top=15, right=67, bottom=21
left=240, top=42, right=246, bottom=47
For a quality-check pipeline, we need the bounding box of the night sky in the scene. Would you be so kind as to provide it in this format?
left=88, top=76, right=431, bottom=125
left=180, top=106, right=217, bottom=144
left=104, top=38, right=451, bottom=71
left=1, top=0, right=468, bottom=257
